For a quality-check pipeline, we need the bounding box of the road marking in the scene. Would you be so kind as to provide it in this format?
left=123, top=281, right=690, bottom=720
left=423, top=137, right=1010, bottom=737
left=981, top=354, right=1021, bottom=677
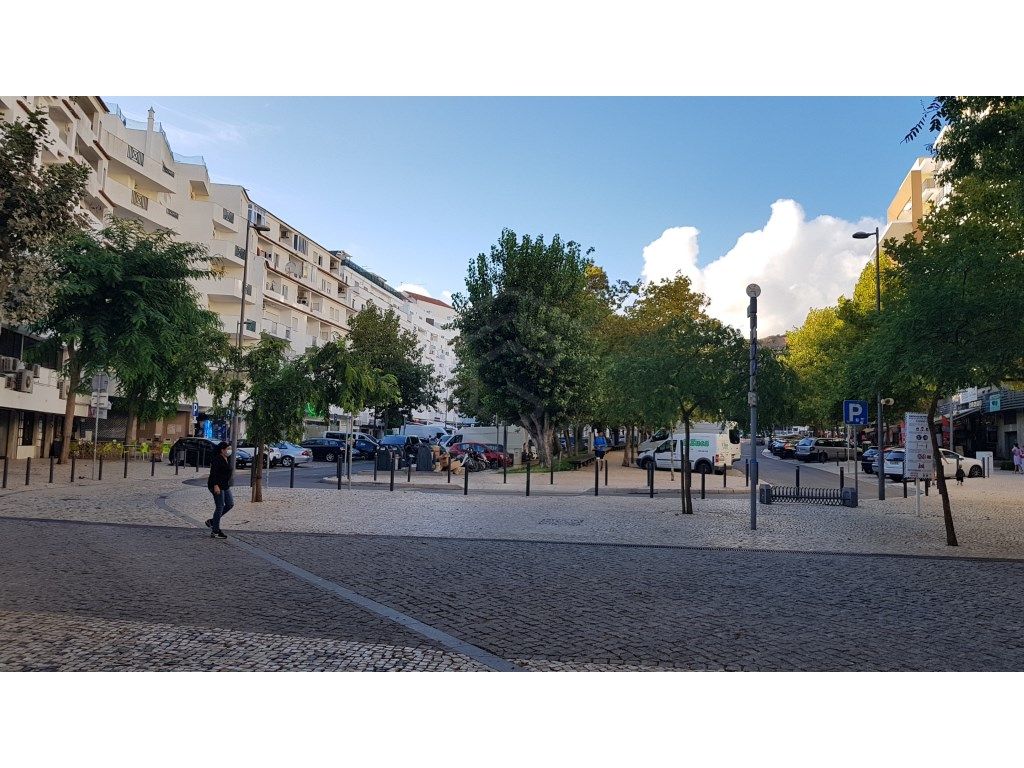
left=154, top=495, right=523, bottom=672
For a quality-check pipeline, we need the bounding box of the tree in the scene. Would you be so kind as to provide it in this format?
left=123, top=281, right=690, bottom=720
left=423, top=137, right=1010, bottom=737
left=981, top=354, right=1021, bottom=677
left=0, top=110, right=89, bottom=328
left=347, top=301, right=439, bottom=429
left=453, top=229, right=598, bottom=466
left=31, top=219, right=221, bottom=461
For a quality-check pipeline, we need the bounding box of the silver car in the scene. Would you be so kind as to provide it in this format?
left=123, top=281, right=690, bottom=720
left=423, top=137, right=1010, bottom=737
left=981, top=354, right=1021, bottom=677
left=795, top=437, right=860, bottom=463
left=271, top=441, right=313, bottom=467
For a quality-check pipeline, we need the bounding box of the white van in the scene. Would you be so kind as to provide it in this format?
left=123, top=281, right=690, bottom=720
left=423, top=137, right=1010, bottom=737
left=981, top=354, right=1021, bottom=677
left=396, top=423, right=451, bottom=442
left=638, top=422, right=741, bottom=462
left=635, top=432, right=737, bottom=474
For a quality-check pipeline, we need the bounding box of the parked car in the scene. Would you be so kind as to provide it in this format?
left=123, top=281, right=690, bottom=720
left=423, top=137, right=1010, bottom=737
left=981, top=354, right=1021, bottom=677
left=770, top=435, right=800, bottom=457
left=299, top=438, right=347, bottom=463
left=939, top=449, right=984, bottom=478
left=795, top=437, right=861, bottom=463
left=484, top=443, right=514, bottom=468
left=237, top=441, right=281, bottom=467
left=377, top=434, right=421, bottom=463
left=271, top=441, right=312, bottom=467
left=167, top=437, right=218, bottom=467
left=351, top=436, right=380, bottom=460
left=448, top=441, right=490, bottom=462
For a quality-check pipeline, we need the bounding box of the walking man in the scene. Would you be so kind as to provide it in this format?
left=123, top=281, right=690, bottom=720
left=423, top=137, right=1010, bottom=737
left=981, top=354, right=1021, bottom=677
left=593, top=430, right=608, bottom=460
left=206, top=441, right=233, bottom=539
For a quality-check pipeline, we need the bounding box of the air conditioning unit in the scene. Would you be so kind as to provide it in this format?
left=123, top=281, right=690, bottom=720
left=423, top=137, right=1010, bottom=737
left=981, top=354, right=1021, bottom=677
left=0, top=357, right=17, bottom=373
left=57, top=379, right=67, bottom=399
left=32, top=363, right=41, bottom=378
left=16, top=369, right=33, bottom=393
left=3, top=375, right=13, bottom=389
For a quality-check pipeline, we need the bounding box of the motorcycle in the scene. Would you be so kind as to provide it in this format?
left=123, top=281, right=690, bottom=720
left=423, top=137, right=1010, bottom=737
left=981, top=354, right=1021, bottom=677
left=461, top=449, right=489, bottom=472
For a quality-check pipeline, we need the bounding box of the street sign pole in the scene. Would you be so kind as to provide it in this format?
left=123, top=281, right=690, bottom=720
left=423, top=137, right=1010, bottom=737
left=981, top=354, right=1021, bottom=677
left=746, top=284, right=760, bottom=531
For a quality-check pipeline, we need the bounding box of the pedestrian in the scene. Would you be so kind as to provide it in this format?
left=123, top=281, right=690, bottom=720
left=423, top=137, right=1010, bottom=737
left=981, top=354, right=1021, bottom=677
left=955, top=464, right=965, bottom=486
left=1013, top=443, right=1021, bottom=474
left=593, top=430, right=608, bottom=460
left=205, top=441, right=233, bottom=539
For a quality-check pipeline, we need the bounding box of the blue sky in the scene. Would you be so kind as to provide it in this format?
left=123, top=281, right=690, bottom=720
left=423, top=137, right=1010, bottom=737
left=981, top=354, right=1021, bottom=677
left=107, top=96, right=932, bottom=333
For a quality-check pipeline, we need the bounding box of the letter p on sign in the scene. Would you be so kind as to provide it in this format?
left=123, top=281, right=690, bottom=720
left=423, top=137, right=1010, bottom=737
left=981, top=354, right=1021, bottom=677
left=844, top=399, right=869, bottom=425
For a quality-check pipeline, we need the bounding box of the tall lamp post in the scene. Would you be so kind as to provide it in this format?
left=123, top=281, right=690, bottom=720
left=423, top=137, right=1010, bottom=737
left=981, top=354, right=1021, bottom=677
left=230, top=216, right=271, bottom=476
left=853, top=227, right=884, bottom=501
left=746, top=283, right=760, bottom=530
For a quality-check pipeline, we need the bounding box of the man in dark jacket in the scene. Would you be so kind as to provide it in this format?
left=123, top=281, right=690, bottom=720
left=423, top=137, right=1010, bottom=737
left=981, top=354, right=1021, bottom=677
left=206, top=441, right=234, bottom=539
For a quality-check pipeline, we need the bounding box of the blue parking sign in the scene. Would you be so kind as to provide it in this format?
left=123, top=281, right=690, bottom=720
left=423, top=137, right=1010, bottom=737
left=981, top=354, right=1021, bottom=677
left=843, top=400, right=869, bottom=425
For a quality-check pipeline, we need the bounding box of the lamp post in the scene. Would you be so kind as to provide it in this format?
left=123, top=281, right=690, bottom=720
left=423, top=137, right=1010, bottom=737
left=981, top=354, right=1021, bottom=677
left=746, top=283, right=760, bottom=530
left=229, top=216, right=271, bottom=477
left=853, top=227, right=884, bottom=501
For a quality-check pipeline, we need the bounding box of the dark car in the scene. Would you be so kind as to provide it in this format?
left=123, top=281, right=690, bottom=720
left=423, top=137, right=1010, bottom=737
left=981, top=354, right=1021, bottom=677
left=167, top=437, right=218, bottom=467
left=377, top=434, right=421, bottom=463
left=299, top=438, right=347, bottom=463
left=351, top=436, right=379, bottom=460
left=862, top=446, right=897, bottom=475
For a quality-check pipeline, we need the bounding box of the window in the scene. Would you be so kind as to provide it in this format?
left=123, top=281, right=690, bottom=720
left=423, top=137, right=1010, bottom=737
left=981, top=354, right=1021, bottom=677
left=293, top=234, right=308, bottom=255
left=248, top=204, right=268, bottom=227
left=21, top=412, right=35, bottom=446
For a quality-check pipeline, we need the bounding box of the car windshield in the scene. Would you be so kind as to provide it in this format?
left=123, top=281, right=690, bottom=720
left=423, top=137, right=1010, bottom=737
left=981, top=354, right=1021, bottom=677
left=380, top=436, right=405, bottom=445
left=884, top=451, right=904, bottom=460
left=798, top=438, right=814, bottom=446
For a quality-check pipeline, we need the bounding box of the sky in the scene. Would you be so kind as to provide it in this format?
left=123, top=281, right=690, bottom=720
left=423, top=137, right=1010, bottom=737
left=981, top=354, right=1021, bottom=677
left=107, top=96, right=933, bottom=335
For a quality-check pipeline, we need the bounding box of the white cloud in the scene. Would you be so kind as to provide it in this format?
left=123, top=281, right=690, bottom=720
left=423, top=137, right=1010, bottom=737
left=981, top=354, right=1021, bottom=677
left=640, top=200, right=879, bottom=335
left=440, top=290, right=454, bottom=305
left=399, top=283, right=432, bottom=296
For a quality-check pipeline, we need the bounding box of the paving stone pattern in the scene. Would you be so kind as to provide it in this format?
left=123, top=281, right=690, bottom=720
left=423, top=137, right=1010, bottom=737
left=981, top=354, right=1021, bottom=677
left=245, top=531, right=1024, bottom=671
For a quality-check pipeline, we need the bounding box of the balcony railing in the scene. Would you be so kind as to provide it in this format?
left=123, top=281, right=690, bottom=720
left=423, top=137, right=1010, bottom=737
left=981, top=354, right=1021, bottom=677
left=126, top=144, right=145, bottom=166
left=244, top=283, right=253, bottom=296
left=162, top=164, right=175, bottom=177
left=235, top=245, right=247, bottom=260
left=167, top=209, right=179, bottom=219
left=222, top=208, right=235, bottom=224
left=131, top=190, right=149, bottom=210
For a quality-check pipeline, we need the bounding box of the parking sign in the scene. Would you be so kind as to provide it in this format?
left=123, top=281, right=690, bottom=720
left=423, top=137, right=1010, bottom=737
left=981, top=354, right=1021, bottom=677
left=843, top=400, right=868, bottom=425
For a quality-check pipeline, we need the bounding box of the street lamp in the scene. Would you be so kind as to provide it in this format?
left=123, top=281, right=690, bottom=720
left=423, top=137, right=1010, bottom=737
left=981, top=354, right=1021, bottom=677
left=229, top=216, right=271, bottom=476
left=746, top=283, right=760, bottom=530
left=852, top=227, right=884, bottom=501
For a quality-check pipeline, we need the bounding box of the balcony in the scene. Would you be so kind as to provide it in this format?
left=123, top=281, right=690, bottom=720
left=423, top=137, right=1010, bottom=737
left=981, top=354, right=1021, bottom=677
left=264, top=282, right=289, bottom=304
left=104, top=178, right=177, bottom=230
left=100, top=132, right=176, bottom=195
left=213, top=205, right=240, bottom=234
left=207, top=239, right=246, bottom=266
left=220, top=315, right=260, bottom=340
left=196, top=277, right=255, bottom=304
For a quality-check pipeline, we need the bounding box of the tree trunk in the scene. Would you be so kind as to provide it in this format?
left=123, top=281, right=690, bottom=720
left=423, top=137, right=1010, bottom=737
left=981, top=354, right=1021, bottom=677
left=252, top=443, right=264, bottom=502
left=574, top=424, right=583, bottom=456
left=59, top=353, right=80, bottom=464
left=928, top=392, right=958, bottom=546
left=622, top=425, right=632, bottom=467
left=682, top=410, right=693, bottom=514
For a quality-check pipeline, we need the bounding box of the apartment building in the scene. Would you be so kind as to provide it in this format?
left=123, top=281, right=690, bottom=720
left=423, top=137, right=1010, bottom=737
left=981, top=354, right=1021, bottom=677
left=404, top=292, right=458, bottom=426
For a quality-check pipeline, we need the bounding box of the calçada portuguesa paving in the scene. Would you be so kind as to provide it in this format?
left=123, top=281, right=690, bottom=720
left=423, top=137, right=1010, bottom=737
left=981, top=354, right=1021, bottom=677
left=1, top=458, right=1023, bottom=671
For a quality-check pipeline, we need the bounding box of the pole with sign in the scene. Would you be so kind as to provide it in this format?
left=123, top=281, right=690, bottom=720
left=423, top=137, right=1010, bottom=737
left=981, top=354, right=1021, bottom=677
left=843, top=400, right=868, bottom=492
left=904, top=412, right=932, bottom=517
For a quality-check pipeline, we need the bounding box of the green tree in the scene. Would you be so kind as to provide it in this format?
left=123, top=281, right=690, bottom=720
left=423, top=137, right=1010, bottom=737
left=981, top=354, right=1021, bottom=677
left=1, top=110, right=89, bottom=327
left=31, top=219, right=219, bottom=462
left=347, top=301, right=439, bottom=429
left=452, top=229, right=598, bottom=466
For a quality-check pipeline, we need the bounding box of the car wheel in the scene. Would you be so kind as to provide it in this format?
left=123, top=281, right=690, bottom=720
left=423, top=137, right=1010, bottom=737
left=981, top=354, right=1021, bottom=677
left=325, top=452, right=335, bottom=463
left=968, top=465, right=982, bottom=478
left=282, top=456, right=294, bottom=467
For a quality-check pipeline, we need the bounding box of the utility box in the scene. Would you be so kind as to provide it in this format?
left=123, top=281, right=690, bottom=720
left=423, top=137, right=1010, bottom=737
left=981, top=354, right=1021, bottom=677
left=841, top=486, right=858, bottom=507
left=416, top=444, right=434, bottom=471
left=758, top=484, right=773, bottom=505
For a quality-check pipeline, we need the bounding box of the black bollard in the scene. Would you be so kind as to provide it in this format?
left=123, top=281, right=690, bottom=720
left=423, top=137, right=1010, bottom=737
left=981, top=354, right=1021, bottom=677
left=125, top=452, right=129, bottom=479
left=526, top=460, right=531, bottom=496
left=503, top=457, right=507, bottom=484
left=2, top=456, right=8, bottom=489
left=407, top=459, right=412, bottom=483
left=337, top=452, right=342, bottom=490
left=98, top=455, right=103, bottom=481
left=71, top=455, right=76, bottom=483
left=49, top=454, right=55, bottom=484
left=723, top=466, right=727, bottom=488
left=150, top=454, right=155, bottom=476
left=700, top=467, right=706, bottom=500
left=175, top=453, right=180, bottom=475
left=594, top=459, right=599, bottom=496
left=390, top=455, right=396, bottom=491
left=745, top=459, right=749, bottom=487
left=648, top=462, right=654, bottom=498
left=464, top=463, right=469, bottom=496
left=925, top=478, right=930, bottom=496
left=290, top=462, right=295, bottom=489
left=604, top=457, right=609, bottom=486
left=25, top=457, right=31, bottom=486
left=839, top=467, right=844, bottom=489
left=903, top=478, right=907, bottom=498
left=196, top=448, right=201, bottom=473
left=795, top=464, right=800, bottom=489
left=550, top=459, right=554, bottom=485
left=447, top=458, right=451, bottom=484
left=374, top=456, right=378, bottom=483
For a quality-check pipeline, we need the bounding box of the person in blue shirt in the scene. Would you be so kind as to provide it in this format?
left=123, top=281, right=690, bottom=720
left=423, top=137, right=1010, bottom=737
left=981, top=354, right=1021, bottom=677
left=593, top=431, right=608, bottom=459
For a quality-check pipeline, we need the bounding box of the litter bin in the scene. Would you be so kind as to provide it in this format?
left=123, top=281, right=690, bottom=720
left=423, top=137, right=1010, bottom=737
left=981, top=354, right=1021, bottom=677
left=50, top=439, right=63, bottom=464
left=375, top=450, right=394, bottom=471
left=416, top=444, right=434, bottom=471
left=758, top=483, right=773, bottom=505
left=841, top=486, right=858, bottom=508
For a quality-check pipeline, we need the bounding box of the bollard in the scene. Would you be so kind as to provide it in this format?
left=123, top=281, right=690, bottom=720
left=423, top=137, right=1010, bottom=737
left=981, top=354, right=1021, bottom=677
left=648, top=462, right=654, bottom=498
left=71, top=455, right=76, bottom=483
left=839, top=467, right=844, bottom=489
left=604, top=457, right=609, bottom=486
left=151, top=454, right=156, bottom=476
left=25, top=457, right=31, bottom=486
left=700, top=467, right=706, bottom=500
left=464, top=463, right=469, bottom=496
left=903, top=478, right=908, bottom=498
left=290, top=462, right=295, bottom=489
left=98, top=455, right=103, bottom=481
left=374, top=456, right=378, bottom=483
left=2, top=456, right=8, bottom=489
left=337, top=452, right=342, bottom=490
left=925, top=478, right=930, bottom=496
left=723, top=466, right=727, bottom=488
left=594, top=459, right=599, bottom=496
left=125, top=452, right=129, bottom=479
left=745, top=459, right=749, bottom=487
left=197, top=448, right=202, bottom=473
left=407, top=459, right=412, bottom=483
left=795, top=464, right=800, bottom=488
left=503, top=458, right=507, bottom=484
left=447, top=459, right=451, bottom=484
left=175, top=453, right=180, bottom=475
left=390, top=455, right=396, bottom=491
left=526, top=460, right=531, bottom=496
left=49, top=454, right=55, bottom=484
left=550, top=460, right=554, bottom=486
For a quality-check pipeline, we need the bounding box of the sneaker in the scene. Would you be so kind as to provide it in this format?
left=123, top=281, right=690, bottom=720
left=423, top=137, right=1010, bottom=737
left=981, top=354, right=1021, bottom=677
left=211, top=531, right=227, bottom=539
left=205, top=519, right=213, bottom=528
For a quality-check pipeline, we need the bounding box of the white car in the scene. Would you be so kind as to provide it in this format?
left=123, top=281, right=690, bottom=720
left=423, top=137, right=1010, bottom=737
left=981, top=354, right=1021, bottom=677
left=271, top=441, right=313, bottom=468
left=879, top=448, right=983, bottom=481
left=235, top=442, right=283, bottom=468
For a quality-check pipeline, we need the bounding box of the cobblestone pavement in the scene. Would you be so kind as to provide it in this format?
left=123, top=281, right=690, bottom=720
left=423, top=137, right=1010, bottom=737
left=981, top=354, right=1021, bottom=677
left=0, top=517, right=484, bottom=671
left=241, top=531, right=1024, bottom=671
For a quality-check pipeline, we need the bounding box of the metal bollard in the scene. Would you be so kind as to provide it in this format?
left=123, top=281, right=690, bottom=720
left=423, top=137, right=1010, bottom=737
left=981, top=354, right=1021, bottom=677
left=197, top=448, right=202, bottom=473
left=125, top=453, right=129, bottom=479
left=464, top=463, right=469, bottom=495
left=98, top=455, right=103, bottom=481
left=503, top=458, right=507, bottom=484
left=550, top=460, right=554, bottom=485
left=447, top=459, right=451, bottom=484
left=407, top=459, right=412, bottom=483
left=49, top=454, right=55, bottom=484
left=925, top=478, right=930, bottom=496
left=290, top=462, right=295, bottom=488
left=337, top=452, right=342, bottom=490
left=150, top=454, right=155, bottom=476
left=745, top=459, right=749, bottom=487
left=795, top=465, right=800, bottom=488
left=903, top=478, right=907, bottom=498
left=526, top=460, right=531, bottom=496
left=839, top=467, right=844, bottom=488
left=648, top=462, right=654, bottom=498
left=604, top=457, right=609, bottom=486
left=175, top=453, right=180, bottom=475
left=25, top=457, right=31, bottom=486
left=390, top=455, right=396, bottom=491
left=723, top=467, right=727, bottom=488
left=374, top=456, right=378, bottom=483
left=594, top=459, right=599, bottom=496
left=2, top=456, right=8, bottom=489
left=700, top=467, right=706, bottom=500
left=71, top=455, right=76, bottom=483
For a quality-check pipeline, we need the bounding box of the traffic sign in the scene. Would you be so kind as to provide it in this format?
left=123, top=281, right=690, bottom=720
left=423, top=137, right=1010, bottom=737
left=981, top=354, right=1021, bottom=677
left=192, top=402, right=200, bottom=418
left=904, top=412, right=932, bottom=480
left=843, top=400, right=869, bottom=425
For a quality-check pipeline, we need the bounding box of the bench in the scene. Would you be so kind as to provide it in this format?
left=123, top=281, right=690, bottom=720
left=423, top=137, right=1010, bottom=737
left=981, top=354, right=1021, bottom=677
left=567, top=454, right=597, bottom=470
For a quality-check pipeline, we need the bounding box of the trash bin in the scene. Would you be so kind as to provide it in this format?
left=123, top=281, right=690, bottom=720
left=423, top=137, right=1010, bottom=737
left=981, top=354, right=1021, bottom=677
left=375, top=450, right=394, bottom=471
left=841, top=486, right=858, bottom=508
left=50, top=439, right=63, bottom=463
left=758, top=483, right=773, bottom=505
left=416, top=444, right=434, bottom=472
